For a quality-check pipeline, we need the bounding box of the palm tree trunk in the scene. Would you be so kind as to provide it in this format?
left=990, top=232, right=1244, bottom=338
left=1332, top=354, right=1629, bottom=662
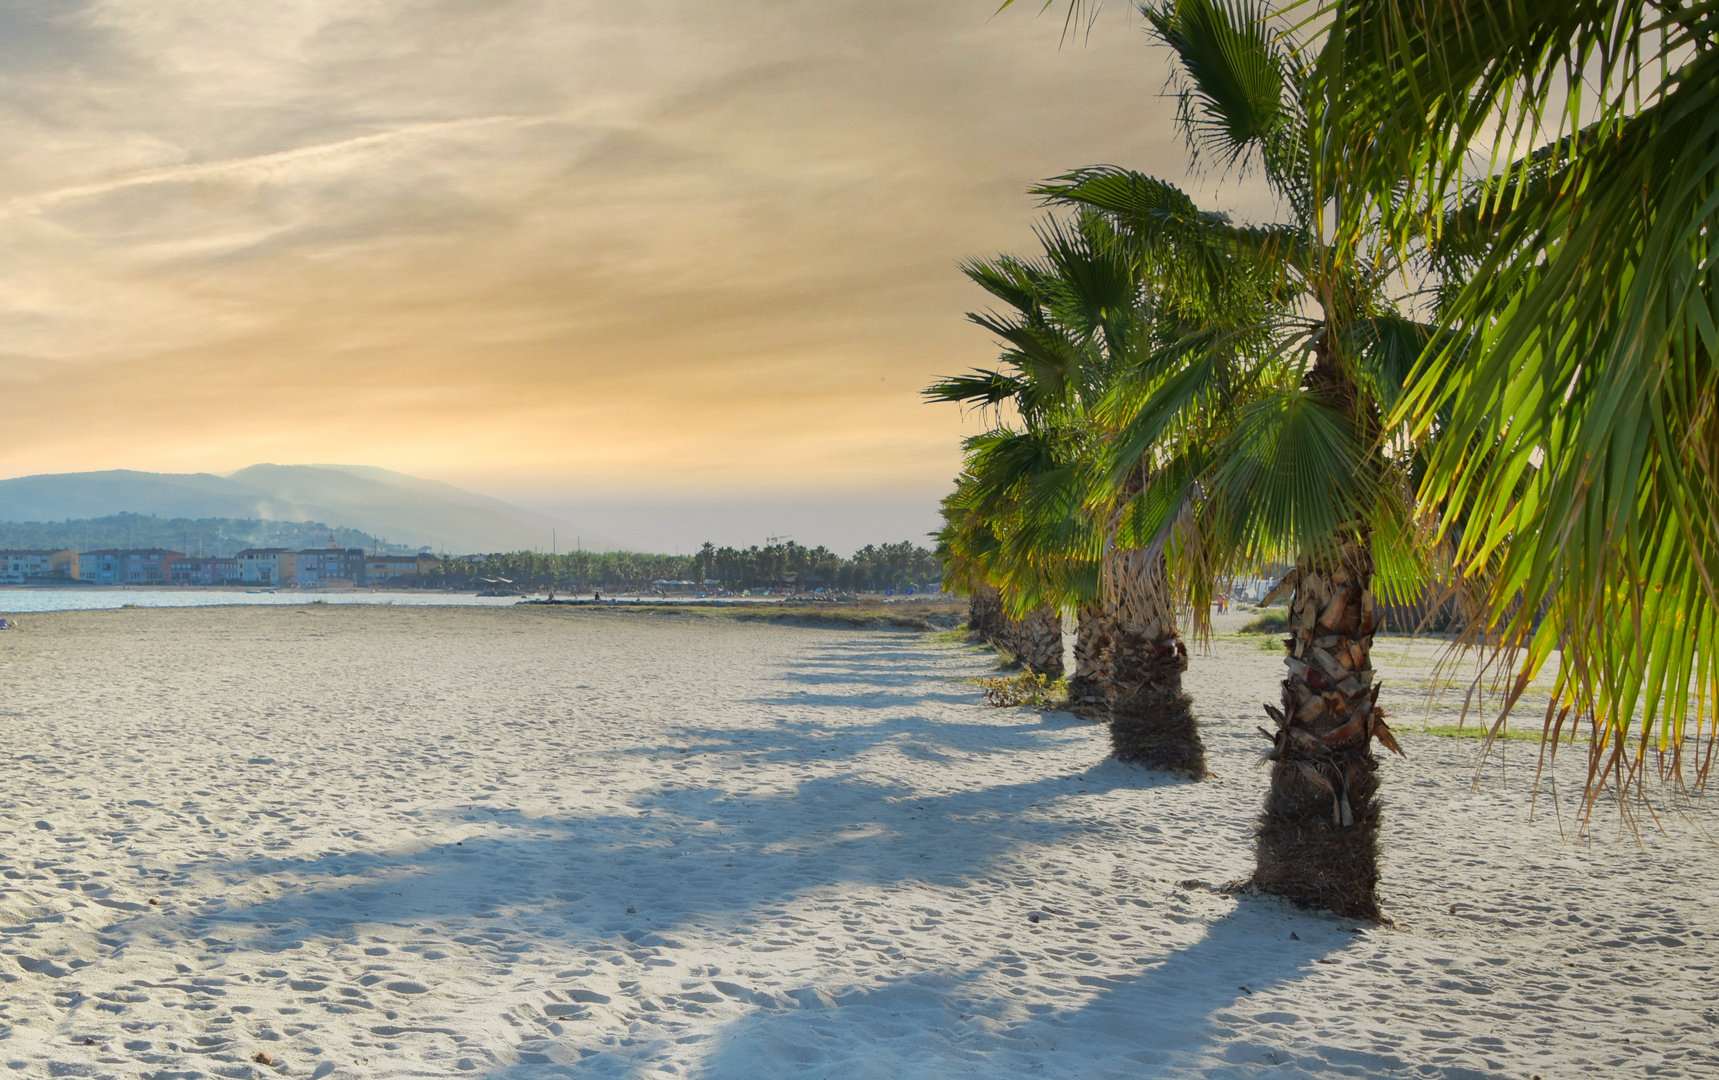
left=1105, top=548, right=1205, bottom=778
left=1067, top=603, right=1110, bottom=712
left=1253, top=539, right=1403, bottom=920
left=967, top=583, right=1005, bottom=642
left=1008, top=603, right=1066, bottom=678
left=968, top=587, right=1064, bottom=678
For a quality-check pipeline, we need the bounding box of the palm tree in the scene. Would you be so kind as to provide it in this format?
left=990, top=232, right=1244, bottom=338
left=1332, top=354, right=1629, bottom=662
left=1034, top=0, right=1446, bottom=917
left=931, top=223, right=1115, bottom=685
left=935, top=470, right=1069, bottom=678
left=1314, top=0, right=1719, bottom=810
left=932, top=210, right=1235, bottom=773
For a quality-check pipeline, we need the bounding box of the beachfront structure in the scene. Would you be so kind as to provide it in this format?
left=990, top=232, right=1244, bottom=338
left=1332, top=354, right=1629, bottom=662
left=79, top=551, right=122, bottom=584
left=123, top=549, right=183, bottom=584
left=0, top=549, right=78, bottom=584
left=365, top=553, right=440, bottom=583
left=63, top=546, right=440, bottom=587
left=78, top=548, right=185, bottom=585
left=297, top=547, right=367, bottom=586
left=169, top=556, right=240, bottom=585
left=236, top=548, right=297, bottom=585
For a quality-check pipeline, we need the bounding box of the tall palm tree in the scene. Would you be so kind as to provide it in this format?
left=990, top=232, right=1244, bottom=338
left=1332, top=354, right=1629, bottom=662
left=931, top=270, right=1080, bottom=684
left=1037, top=0, right=1441, bottom=918
left=1315, top=0, right=1719, bottom=810
left=1043, top=175, right=1294, bottom=771
left=932, top=211, right=1219, bottom=771
left=932, top=218, right=1120, bottom=685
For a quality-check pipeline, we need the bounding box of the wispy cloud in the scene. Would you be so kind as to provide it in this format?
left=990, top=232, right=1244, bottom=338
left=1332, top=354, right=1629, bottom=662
left=0, top=113, right=566, bottom=218
left=0, top=0, right=1271, bottom=497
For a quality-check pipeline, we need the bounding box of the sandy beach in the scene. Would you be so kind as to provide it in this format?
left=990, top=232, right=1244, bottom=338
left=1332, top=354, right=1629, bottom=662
left=0, top=604, right=1712, bottom=1079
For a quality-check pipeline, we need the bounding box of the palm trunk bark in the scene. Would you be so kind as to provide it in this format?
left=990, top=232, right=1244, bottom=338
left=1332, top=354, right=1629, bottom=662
left=1253, top=540, right=1404, bottom=919
left=967, top=583, right=1005, bottom=642
left=969, top=586, right=1064, bottom=678
left=1006, top=603, right=1066, bottom=678
left=1067, top=602, right=1111, bottom=713
left=1104, top=547, right=1205, bottom=778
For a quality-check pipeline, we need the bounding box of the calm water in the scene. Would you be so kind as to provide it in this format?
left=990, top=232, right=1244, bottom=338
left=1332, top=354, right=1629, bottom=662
left=0, top=589, right=529, bottom=613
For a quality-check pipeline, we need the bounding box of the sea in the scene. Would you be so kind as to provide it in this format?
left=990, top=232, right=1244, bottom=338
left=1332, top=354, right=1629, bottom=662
left=0, top=589, right=529, bottom=614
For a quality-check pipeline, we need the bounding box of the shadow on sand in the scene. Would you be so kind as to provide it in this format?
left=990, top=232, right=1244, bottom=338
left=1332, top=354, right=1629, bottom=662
left=100, top=635, right=1365, bottom=1079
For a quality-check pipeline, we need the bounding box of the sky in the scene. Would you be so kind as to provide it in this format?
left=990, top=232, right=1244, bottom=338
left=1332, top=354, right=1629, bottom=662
left=0, top=0, right=1275, bottom=552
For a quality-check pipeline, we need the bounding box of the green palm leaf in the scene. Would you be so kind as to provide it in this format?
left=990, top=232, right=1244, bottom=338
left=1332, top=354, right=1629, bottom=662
left=1316, top=0, right=1719, bottom=807
left=1141, top=0, right=1292, bottom=164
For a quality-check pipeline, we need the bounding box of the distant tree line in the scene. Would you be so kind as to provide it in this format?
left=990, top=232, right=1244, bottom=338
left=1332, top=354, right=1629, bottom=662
left=0, top=513, right=414, bottom=557
left=452, top=541, right=941, bottom=593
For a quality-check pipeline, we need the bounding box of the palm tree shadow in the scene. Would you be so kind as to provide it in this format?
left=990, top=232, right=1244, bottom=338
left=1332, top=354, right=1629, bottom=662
left=125, top=708, right=1164, bottom=960
left=679, top=899, right=1383, bottom=1079
left=750, top=689, right=980, bottom=709
left=88, top=628, right=1232, bottom=1078
left=759, top=638, right=1095, bottom=720
left=773, top=641, right=984, bottom=689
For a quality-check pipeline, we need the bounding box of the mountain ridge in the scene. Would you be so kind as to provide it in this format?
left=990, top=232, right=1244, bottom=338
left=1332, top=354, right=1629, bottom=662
left=0, top=466, right=601, bottom=554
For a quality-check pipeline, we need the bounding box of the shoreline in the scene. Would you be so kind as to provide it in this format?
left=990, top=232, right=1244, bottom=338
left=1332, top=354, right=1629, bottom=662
left=0, top=589, right=968, bottom=623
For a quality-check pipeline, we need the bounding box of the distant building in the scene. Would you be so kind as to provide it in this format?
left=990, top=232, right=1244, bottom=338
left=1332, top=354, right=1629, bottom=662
left=297, top=547, right=366, bottom=587
left=123, top=549, right=183, bottom=584
left=364, top=553, right=440, bottom=584
left=236, top=548, right=297, bottom=585
left=80, top=550, right=124, bottom=584
left=79, top=549, right=184, bottom=585
left=0, top=549, right=78, bottom=584
left=169, top=556, right=239, bottom=585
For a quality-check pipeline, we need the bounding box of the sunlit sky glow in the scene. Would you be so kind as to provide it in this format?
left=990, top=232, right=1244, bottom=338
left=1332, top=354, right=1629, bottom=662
left=0, top=0, right=1274, bottom=544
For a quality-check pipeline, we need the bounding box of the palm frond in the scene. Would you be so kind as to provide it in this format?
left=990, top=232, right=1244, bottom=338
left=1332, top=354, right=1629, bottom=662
left=1204, top=384, right=1379, bottom=565
left=1141, top=0, right=1294, bottom=167
left=923, top=369, right=1030, bottom=408
left=1320, top=0, right=1719, bottom=806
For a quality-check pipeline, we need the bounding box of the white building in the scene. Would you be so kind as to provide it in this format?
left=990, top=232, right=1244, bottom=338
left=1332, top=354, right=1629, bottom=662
left=0, top=549, right=77, bottom=584
left=236, top=548, right=297, bottom=584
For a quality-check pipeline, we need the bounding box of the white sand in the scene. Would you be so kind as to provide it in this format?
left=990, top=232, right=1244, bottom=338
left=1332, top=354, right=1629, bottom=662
left=0, top=605, right=1712, bottom=1079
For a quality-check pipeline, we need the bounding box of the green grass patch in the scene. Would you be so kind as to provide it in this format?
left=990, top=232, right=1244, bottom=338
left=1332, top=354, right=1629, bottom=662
left=527, top=599, right=965, bottom=631
left=928, top=625, right=970, bottom=645
left=971, top=671, right=1066, bottom=709
left=1238, top=611, right=1288, bottom=634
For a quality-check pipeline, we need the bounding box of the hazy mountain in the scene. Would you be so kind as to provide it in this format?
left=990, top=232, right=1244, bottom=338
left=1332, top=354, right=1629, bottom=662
left=0, top=513, right=413, bottom=558
left=0, top=465, right=599, bottom=555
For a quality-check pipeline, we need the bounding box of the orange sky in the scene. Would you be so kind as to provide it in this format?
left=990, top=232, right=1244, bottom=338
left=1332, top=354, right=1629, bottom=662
left=0, top=0, right=1274, bottom=502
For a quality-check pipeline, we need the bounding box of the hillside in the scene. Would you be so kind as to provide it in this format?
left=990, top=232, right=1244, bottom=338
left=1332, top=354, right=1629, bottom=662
left=0, top=466, right=597, bottom=555
left=0, top=513, right=414, bottom=557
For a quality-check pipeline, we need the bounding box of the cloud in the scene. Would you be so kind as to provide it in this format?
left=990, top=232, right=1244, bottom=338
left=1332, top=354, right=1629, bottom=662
left=0, top=0, right=1275, bottom=496
left=0, top=113, right=566, bottom=219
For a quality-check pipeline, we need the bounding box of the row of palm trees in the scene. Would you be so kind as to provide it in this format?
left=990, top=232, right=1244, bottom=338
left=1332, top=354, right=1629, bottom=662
left=935, top=0, right=1717, bottom=919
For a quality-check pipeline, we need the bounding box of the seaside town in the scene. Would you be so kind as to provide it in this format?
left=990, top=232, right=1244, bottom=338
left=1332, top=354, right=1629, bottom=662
left=0, top=543, right=436, bottom=587
left=0, top=539, right=953, bottom=594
